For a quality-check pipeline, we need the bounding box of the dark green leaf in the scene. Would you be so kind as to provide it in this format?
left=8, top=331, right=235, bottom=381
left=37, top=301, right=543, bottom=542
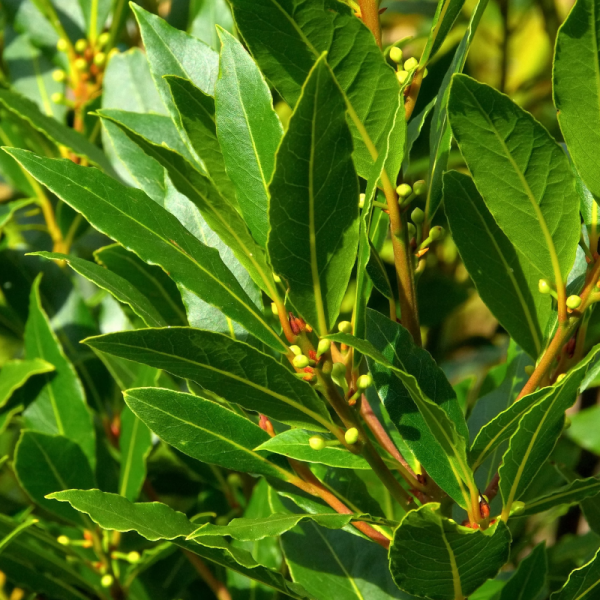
left=85, top=327, right=333, bottom=431
left=14, top=431, right=95, bottom=524
left=520, top=477, right=600, bottom=517
left=268, top=55, right=359, bottom=334
left=448, top=74, right=580, bottom=284
left=6, top=149, right=284, bottom=350
left=0, top=358, right=54, bottom=409
left=119, top=405, right=152, bottom=502
left=551, top=548, right=600, bottom=600
left=499, top=542, right=547, bottom=600
left=389, top=504, right=511, bottom=600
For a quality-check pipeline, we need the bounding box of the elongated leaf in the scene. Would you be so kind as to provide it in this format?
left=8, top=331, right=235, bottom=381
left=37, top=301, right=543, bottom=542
left=0, top=517, right=38, bottom=558
left=444, top=171, right=549, bottom=358
left=215, top=28, right=282, bottom=248
left=0, top=358, right=54, bottom=409
left=499, top=345, right=600, bottom=510
left=499, top=542, right=547, bottom=600
left=448, top=74, right=580, bottom=283
left=49, top=489, right=309, bottom=599
left=228, top=0, right=399, bottom=179
left=520, top=477, right=600, bottom=517
left=124, top=387, right=291, bottom=480
left=255, top=429, right=370, bottom=470
left=0, top=198, right=36, bottom=230
left=551, top=548, right=600, bottom=600
left=554, top=0, right=600, bottom=199
left=119, top=405, right=152, bottom=502
left=33, top=251, right=167, bottom=327
left=97, top=110, right=275, bottom=297
left=389, top=504, right=511, bottom=600
left=165, top=75, right=236, bottom=204
left=190, top=512, right=354, bottom=542
left=0, top=88, right=114, bottom=175
left=5, top=149, right=285, bottom=351
left=422, top=0, right=468, bottom=63
left=23, top=275, right=95, bottom=468
left=85, top=327, right=333, bottom=431
left=268, top=55, right=359, bottom=334
left=94, top=244, right=187, bottom=326
left=14, top=431, right=95, bottom=525
left=188, top=0, right=234, bottom=49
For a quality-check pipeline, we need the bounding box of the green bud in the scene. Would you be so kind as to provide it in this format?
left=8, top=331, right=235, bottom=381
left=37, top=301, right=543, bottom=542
left=411, top=207, right=424, bottom=224
left=524, top=365, right=535, bottom=375
left=338, top=320, right=353, bottom=334
left=127, top=551, right=141, bottom=563
left=396, top=183, right=412, bottom=198
left=407, top=223, right=416, bottom=239
left=404, top=57, right=418, bottom=71
left=566, top=295, right=582, bottom=309
left=75, top=38, right=87, bottom=53
left=227, top=473, right=242, bottom=487
left=429, top=226, right=444, bottom=241
left=51, top=92, right=65, bottom=104
left=510, top=501, right=525, bottom=516
left=358, top=193, right=365, bottom=209
left=309, top=435, right=326, bottom=451
left=396, top=70, right=409, bottom=84
left=556, top=373, right=566, bottom=383
left=317, top=338, right=331, bottom=357
left=52, top=69, right=66, bottom=82
left=98, top=32, right=110, bottom=47
left=331, top=362, right=347, bottom=389
left=357, top=373, right=373, bottom=390
left=74, top=57, right=88, bottom=71
left=101, top=574, right=114, bottom=588
left=57, top=535, right=70, bottom=545
left=538, top=279, right=552, bottom=294
left=389, top=46, right=403, bottom=64
left=293, top=354, right=310, bottom=369
left=56, top=38, right=69, bottom=52
left=273, top=273, right=281, bottom=283
left=345, top=427, right=359, bottom=445
left=413, top=180, right=427, bottom=195
left=289, top=345, right=302, bottom=356
left=271, top=302, right=278, bottom=316
left=94, top=52, right=106, bottom=67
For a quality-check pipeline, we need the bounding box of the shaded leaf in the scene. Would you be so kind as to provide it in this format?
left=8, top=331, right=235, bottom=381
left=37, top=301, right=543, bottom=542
left=551, top=548, right=600, bottom=600
left=520, top=477, right=600, bottom=517
left=0, top=358, right=54, bottom=409
left=119, top=405, right=152, bottom=502
left=499, top=542, right=547, bottom=600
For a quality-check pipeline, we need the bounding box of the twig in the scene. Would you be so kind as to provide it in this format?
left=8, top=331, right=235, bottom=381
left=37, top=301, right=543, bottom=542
left=184, top=551, right=232, bottom=600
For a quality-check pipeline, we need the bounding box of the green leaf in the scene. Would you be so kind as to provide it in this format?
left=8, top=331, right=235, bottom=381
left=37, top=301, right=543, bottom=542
left=5, top=149, right=284, bottom=351
left=124, top=387, right=292, bottom=480
left=444, top=171, right=549, bottom=358
left=33, top=251, right=167, bottom=327
left=94, top=244, right=187, bottom=326
left=389, top=504, right=511, bottom=600
left=215, top=28, right=282, bottom=248
left=189, top=512, right=354, bottom=542
left=268, top=55, right=359, bottom=334
left=551, top=548, right=600, bottom=600
left=84, top=327, right=333, bottom=431
left=499, top=345, right=600, bottom=512
left=448, top=74, right=580, bottom=284
left=421, top=0, right=468, bottom=64
left=188, top=0, right=234, bottom=50
left=554, top=0, right=600, bottom=199
left=255, top=429, right=370, bottom=470
left=520, top=477, right=600, bottom=517
left=49, top=489, right=309, bottom=599
left=228, top=0, right=399, bottom=179
left=96, top=109, right=276, bottom=298
left=78, top=0, right=111, bottom=40
left=14, top=431, right=95, bottom=525
left=165, top=75, right=237, bottom=205
left=0, top=88, right=114, bottom=175
left=0, top=517, right=38, bottom=558
left=0, top=199, right=37, bottom=230
left=23, top=275, right=95, bottom=468
left=568, top=405, right=600, bottom=454
left=119, top=405, right=152, bottom=502
left=0, top=358, right=54, bottom=409
left=499, top=543, right=547, bottom=600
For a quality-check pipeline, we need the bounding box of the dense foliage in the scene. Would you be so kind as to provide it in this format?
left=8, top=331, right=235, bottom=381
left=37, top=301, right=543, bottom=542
left=1, top=0, right=600, bottom=598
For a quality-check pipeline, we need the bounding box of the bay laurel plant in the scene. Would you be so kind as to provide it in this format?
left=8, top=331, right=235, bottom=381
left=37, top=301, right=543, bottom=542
left=2, top=0, right=600, bottom=598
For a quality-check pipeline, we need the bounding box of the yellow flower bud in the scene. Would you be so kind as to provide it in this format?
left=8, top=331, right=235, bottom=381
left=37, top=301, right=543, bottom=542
left=345, top=428, right=359, bottom=445
left=56, top=38, right=69, bottom=52
left=94, top=52, right=106, bottom=67
left=389, top=47, right=403, bottom=64
left=338, top=321, right=353, bottom=334
left=566, top=295, right=582, bottom=309
left=404, top=57, right=418, bottom=71
left=357, top=373, right=373, bottom=390
left=309, top=435, right=326, bottom=450
left=74, top=57, right=88, bottom=71
left=293, top=354, right=310, bottom=369
left=51, top=92, right=65, bottom=104
left=100, top=574, right=114, bottom=588
left=52, top=69, right=66, bottom=82
left=396, top=183, right=412, bottom=198
left=396, top=70, right=409, bottom=84
left=75, top=38, right=87, bottom=53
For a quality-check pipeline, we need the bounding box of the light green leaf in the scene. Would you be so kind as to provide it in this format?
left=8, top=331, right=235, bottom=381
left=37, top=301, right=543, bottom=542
left=22, top=275, right=95, bottom=468
left=551, top=548, right=600, bottom=600
left=119, top=405, right=152, bottom=502
left=84, top=327, right=333, bottom=431
left=499, top=542, right=547, bottom=600
left=268, top=55, right=359, bottom=334
left=520, top=477, right=600, bottom=517
left=389, top=504, right=511, bottom=600
left=554, top=0, right=600, bottom=199
left=5, top=149, right=284, bottom=351
left=0, top=358, right=54, bottom=409
left=448, top=74, right=580, bottom=284
left=188, top=0, right=234, bottom=50
left=216, top=28, right=282, bottom=248
left=421, top=0, right=468, bottom=64
left=0, top=199, right=36, bottom=230
left=255, top=429, right=370, bottom=470
left=14, top=431, right=95, bottom=525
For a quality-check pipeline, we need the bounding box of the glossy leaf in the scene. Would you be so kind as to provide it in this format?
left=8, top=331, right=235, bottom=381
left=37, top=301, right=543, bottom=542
left=551, top=548, right=600, bottom=600
left=0, top=358, right=54, bottom=409
left=22, top=276, right=95, bottom=468
left=421, top=0, right=468, bottom=64
left=389, top=504, right=511, bottom=600
left=520, top=477, right=600, bottom=517
left=554, top=0, right=600, bottom=199
left=188, top=0, right=234, bottom=49
left=6, top=149, right=285, bottom=351
left=499, top=345, right=600, bottom=510
left=228, top=0, right=399, bottom=179
left=119, top=405, right=152, bottom=502
left=448, top=74, right=580, bottom=283
left=268, top=56, right=359, bottom=334
left=499, top=542, right=547, bottom=600
left=215, top=29, right=282, bottom=248
left=33, top=251, right=167, bottom=327
left=444, top=171, right=549, bottom=358
left=255, top=429, right=370, bottom=470
left=14, top=431, right=95, bottom=525
left=85, top=327, right=333, bottom=431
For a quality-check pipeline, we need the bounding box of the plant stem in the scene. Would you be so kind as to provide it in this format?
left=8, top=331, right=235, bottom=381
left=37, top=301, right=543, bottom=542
left=357, top=0, right=382, bottom=48
left=184, top=551, right=232, bottom=600
left=404, top=69, right=424, bottom=122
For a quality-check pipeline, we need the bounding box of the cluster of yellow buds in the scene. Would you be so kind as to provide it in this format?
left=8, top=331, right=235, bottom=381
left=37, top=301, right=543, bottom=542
left=389, top=47, right=427, bottom=86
